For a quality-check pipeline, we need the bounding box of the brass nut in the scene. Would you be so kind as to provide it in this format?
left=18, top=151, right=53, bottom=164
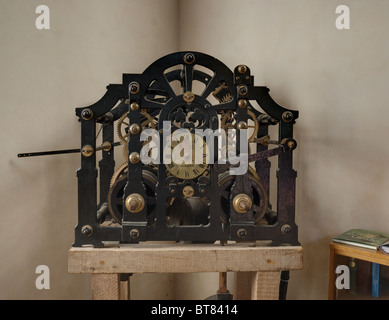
left=232, top=194, right=252, bottom=214
left=129, top=152, right=140, bottom=164
left=129, top=124, right=141, bottom=135
left=287, top=140, right=295, bottom=150
left=183, top=186, right=195, bottom=198
left=102, top=141, right=112, bottom=152
left=237, top=121, right=248, bottom=130
left=125, top=193, right=145, bottom=213
left=237, top=65, right=247, bottom=74
left=81, top=145, right=94, bottom=157
left=281, top=138, right=297, bottom=151
left=81, top=108, right=93, bottom=120
left=237, top=228, right=247, bottom=239
left=238, top=99, right=247, bottom=109
left=130, top=102, right=139, bottom=111
left=183, top=91, right=195, bottom=103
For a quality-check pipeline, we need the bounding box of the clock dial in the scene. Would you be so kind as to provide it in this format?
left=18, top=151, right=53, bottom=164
left=164, top=133, right=210, bottom=180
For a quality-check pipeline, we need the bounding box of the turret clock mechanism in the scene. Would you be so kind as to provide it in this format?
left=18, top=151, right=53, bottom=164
left=18, top=51, right=299, bottom=248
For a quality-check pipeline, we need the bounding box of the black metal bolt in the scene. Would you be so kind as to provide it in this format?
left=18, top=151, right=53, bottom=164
left=184, top=53, right=195, bottom=64
left=281, top=224, right=292, bottom=235
left=237, top=228, right=247, bottom=239
left=130, top=229, right=140, bottom=239
left=81, top=225, right=93, bottom=236
left=81, top=108, right=93, bottom=120
left=282, top=111, right=293, bottom=122
left=129, top=82, right=140, bottom=94
left=238, top=85, right=248, bottom=96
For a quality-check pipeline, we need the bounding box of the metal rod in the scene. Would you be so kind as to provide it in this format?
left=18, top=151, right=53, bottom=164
left=218, top=272, right=228, bottom=293
left=17, top=141, right=122, bottom=158
left=17, top=148, right=81, bottom=157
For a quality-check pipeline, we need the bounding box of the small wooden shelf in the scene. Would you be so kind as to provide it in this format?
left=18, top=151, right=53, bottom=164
left=329, top=242, right=389, bottom=300
left=68, top=242, right=303, bottom=300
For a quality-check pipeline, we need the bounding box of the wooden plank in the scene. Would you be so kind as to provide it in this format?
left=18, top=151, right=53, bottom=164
left=233, top=272, right=252, bottom=300
left=251, top=271, right=281, bottom=300
left=68, top=243, right=303, bottom=274
left=331, top=242, right=389, bottom=267
left=120, top=274, right=130, bottom=300
left=91, top=274, right=120, bottom=300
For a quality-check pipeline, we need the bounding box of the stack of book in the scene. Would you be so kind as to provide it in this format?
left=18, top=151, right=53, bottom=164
left=333, top=229, right=389, bottom=253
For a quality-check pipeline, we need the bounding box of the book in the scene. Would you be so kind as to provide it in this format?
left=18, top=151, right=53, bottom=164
left=372, top=263, right=380, bottom=297
left=333, top=229, right=389, bottom=254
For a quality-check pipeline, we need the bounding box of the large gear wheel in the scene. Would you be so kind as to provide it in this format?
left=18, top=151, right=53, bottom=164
left=246, top=110, right=259, bottom=142
left=110, top=162, right=128, bottom=187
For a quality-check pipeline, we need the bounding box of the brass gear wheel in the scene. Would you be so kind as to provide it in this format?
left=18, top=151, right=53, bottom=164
left=221, top=110, right=259, bottom=142
left=110, top=162, right=128, bottom=187
left=212, top=81, right=233, bottom=103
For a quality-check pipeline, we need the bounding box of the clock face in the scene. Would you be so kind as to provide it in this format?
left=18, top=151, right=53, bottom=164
left=163, top=132, right=210, bottom=180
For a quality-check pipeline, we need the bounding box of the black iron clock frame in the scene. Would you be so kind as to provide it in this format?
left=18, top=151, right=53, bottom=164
left=72, top=51, right=299, bottom=248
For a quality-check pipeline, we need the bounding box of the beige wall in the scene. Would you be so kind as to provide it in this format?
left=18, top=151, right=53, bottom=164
left=0, top=0, right=179, bottom=299
left=178, top=0, right=389, bottom=299
left=1, top=0, right=389, bottom=300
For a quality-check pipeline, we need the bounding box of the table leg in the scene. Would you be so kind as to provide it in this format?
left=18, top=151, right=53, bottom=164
left=91, top=274, right=120, bottom=300
left=328, top=244, right=336, bottom=300
left=251, top=271, right=281, bottom=300
left=234, top=272, right=252, bottom=300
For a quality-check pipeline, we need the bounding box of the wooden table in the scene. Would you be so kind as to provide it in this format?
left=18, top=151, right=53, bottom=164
left=328, top=242, right=389, bottom=299
left=68, top=242, right=303, bottom=300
